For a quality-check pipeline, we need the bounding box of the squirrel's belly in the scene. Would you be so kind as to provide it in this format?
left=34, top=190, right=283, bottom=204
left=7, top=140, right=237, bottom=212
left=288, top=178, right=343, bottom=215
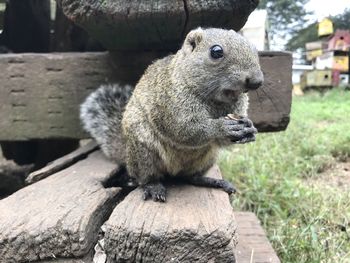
left=158, top=142, right=218, bottom=176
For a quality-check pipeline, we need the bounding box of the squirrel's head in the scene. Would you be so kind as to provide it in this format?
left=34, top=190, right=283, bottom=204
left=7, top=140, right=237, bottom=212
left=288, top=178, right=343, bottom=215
left=173, top=28, right=264, bottom=104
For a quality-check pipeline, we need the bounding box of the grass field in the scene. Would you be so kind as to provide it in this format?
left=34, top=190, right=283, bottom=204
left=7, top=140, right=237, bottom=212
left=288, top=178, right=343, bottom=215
left=219, top=88, right=350, bottom=262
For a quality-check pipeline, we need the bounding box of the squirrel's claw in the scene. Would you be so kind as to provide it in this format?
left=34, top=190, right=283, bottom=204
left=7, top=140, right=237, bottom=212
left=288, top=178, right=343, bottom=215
left=234, top=133, right=256, bottom=144
left=142, top=182, right=167, bottom=202
left=223, top=117, right=257, bottom=143
left=220, top=180, right=237, bottom=194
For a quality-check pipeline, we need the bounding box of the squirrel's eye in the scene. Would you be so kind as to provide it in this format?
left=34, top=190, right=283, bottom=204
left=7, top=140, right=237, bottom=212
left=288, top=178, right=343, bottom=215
left=210, top=45, right=224, bottom=59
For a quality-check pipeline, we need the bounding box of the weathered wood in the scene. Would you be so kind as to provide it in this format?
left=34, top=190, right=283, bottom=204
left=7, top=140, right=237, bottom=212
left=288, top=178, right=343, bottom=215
left=52, top=6, right=104, bottom=52
left=248, top=51, right=293, bottom=132
left=184, top=0, right=259, bottom=38
left=235, top=212, right=280, bottom=263
left=0, top=52, right=118, bottom=140
left=0, top=51, right=292, bottom=140
left=0, top=151, right=122, bottom=262
left=103, top=166, right=237, bottom=263
left=25, top=140, right=99, bottom=185
left=57, top=0, right=258, bottom=51
left=0, top=146, right=280, bottom=262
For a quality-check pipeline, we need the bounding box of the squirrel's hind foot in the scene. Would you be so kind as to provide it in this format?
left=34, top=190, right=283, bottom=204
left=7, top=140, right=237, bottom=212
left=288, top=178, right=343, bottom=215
left=142, top=182, right=167, bottom=202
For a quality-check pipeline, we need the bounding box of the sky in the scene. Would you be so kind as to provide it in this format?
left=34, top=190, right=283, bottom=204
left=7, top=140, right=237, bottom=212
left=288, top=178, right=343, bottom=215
left=306, top=0, right=350, bottom=21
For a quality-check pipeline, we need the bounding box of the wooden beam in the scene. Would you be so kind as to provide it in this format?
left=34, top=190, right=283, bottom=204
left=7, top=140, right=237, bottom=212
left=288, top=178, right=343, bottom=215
left=0, top=52, right=118, bottom=140
left=103, top=165, right=238, bottom=262
left=0, top=151, right=122, bottom=262
left=0, top=51, right=292, bottom=140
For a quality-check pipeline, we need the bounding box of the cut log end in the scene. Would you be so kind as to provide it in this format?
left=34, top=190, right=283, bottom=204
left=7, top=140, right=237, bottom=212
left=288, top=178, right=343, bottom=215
left=57, top=0, right=258, bottom=51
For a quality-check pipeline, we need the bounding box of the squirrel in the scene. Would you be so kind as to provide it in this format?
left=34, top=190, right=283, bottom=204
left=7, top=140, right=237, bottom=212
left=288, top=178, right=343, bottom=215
left=80, top=28, right=264, bottom=202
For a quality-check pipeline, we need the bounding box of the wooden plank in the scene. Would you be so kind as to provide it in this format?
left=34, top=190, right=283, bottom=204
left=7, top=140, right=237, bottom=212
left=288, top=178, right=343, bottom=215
left=235, top=212, right=280, bottom=263
left=0, top=151, right=122, bottom=262
left=57, top=0, right=258, bottom=51
left=0, top=51, right=292, bottom=140
left=25, top=140, right=99, bottom=185
left=103, top=165, right=238, bottom=263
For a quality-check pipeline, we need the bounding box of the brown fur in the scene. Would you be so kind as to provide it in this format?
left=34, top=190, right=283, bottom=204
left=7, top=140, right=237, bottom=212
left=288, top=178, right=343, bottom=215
left=81, top=28, right=263, bottom=200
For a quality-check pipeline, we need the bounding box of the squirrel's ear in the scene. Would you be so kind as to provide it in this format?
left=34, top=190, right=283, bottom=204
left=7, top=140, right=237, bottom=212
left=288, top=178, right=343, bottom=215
left=183, top=28, right=204, bottom=54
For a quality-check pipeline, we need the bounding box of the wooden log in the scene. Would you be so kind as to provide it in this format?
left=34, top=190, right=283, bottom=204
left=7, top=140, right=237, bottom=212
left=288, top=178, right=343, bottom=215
left=0, top=51, right=292, bottom=140
left=103, top=166, right=238, bottom=263
left=0, top=151, right=122, bottom=262
left=235, top=212, right=280, bottom=263
left=57, top=0, right=258, bottom=51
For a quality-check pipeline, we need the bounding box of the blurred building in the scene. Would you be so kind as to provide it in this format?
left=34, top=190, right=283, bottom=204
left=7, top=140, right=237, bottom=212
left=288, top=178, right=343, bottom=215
left=293, top=64, right=313, bottom=85
left=301, top=20, right=350, bottom=89
left=241, top=9, right=270, bottom=51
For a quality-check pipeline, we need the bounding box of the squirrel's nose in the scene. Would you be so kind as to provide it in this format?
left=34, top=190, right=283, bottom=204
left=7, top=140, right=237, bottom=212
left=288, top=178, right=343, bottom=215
left=245, top=76, right=263, bottom=90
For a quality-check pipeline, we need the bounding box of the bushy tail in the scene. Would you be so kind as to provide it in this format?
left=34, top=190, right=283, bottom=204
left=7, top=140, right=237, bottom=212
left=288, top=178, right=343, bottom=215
left=80, top=84, right=133, bottom=164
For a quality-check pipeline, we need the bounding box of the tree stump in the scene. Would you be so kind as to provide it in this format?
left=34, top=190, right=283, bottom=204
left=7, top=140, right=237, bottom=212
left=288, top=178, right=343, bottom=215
left=103, top=166, right=237, bottom=263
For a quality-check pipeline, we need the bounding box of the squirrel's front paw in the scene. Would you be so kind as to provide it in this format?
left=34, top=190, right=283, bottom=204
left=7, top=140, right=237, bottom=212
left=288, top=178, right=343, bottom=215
left=223, top=118, right=257, bottom=143
left=142, top=182, right=167, bottom=202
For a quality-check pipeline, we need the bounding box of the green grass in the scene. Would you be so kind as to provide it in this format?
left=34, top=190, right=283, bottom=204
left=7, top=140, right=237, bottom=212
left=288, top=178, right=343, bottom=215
left=219, top=88, right=350, bottom=262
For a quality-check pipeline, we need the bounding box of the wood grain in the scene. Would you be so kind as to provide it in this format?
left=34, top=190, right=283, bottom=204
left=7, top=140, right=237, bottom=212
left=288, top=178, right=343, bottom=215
left=25, top=140, right=99, bottom=185
left=0, top=151, right=122, bottom=262
left=103, top=166, right=238, bottom=263
left=235, top=212, right=281, bottom=263
left=57, top=0, right=258, bottom=51
left=0, top=149, right=280, bottom=262
left=248, top=51, right=293, bottom=132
